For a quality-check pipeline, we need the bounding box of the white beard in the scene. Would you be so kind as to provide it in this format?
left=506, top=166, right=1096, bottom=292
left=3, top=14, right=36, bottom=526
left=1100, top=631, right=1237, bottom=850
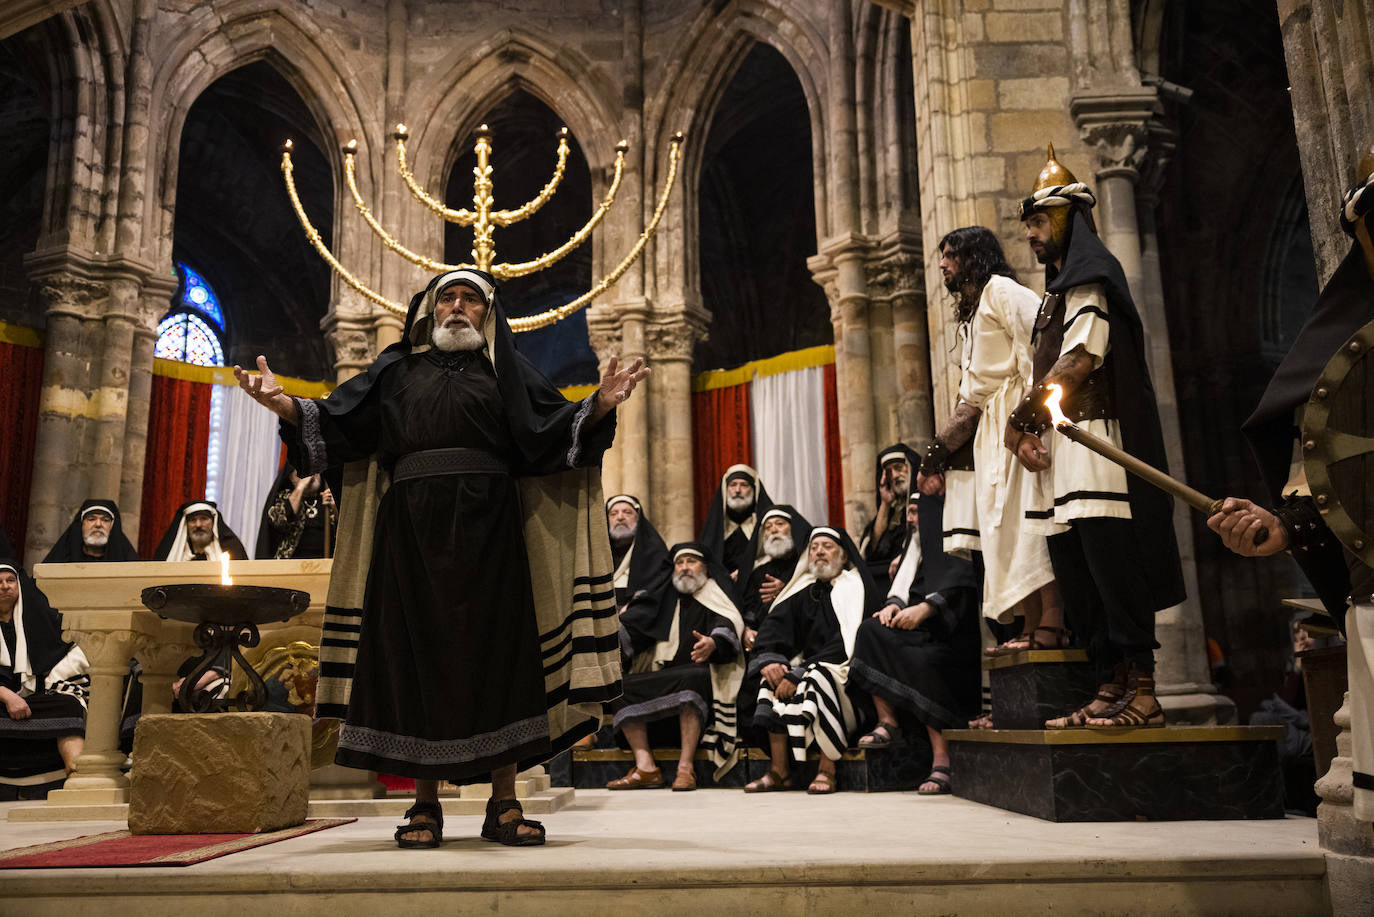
left=188, top=530, right=214, bottom=551
left=609, top=522, right=637, bottom=549
left=672, top=569, right=707, bottom=595
left=83, top=532, right=109, bottom=548
left=432, top=319, right=484, bottom=352
left=762, top=533, right=793, bottom=560
left=809, top=555, right=844, bottom=582
left=725, top=493, right=754, bottom=513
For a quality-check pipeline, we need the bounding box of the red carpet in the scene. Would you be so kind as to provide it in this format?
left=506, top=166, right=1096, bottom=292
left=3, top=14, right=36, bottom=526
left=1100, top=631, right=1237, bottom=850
left=0, top=818, right=355, bottom=868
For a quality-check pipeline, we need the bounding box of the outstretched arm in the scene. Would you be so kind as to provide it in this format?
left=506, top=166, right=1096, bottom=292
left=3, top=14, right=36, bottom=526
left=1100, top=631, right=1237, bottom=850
left=233, top=356, right=299, bottom=425
left=590, top=356, right=651, bottom=425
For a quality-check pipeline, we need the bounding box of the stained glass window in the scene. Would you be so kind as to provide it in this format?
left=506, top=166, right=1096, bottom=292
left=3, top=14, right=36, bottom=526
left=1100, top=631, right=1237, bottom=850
left=155, top=263, right=226, bottom=366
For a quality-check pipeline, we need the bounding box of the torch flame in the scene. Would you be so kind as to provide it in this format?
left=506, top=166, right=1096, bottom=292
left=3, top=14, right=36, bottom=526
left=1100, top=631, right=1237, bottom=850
left=220, top=554, right=233, bottom=586
left=1044, top=383, right=1071, bottom=429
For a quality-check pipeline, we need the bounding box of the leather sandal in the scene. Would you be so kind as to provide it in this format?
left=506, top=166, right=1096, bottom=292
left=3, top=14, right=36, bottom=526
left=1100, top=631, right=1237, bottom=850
left=1029, top=625, right=1071, bottom=649
left=985, top=634, right=1033, bottom=656
left=807, top=771, right=837, bottom=795
left=1088, top=670, right=1164, bottom=729
left=606, top=765, right=663, bottom=790
left=857, top=721, right=901, bottom=748
left=671, top=766, right=697, bottom=792
left=481, top=797, right=546, bottom=846
left=744, top=769, right=791, bottom=793
left=1045, top=683, right=1127, bottom=729
left=394, top=800, right=443, bottom=849
left=918, top=765, right=952, bottom=795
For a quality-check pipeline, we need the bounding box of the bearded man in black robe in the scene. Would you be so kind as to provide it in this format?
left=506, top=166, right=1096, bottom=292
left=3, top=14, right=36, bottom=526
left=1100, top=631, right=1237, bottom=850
left=606, top=494, right=671, bottom=619
left=850, top=492, right=980, bottom=795
left=738, top=505, right=813, bottom=645
left=152, top=501, right=249, bottom=562
left=41, top=501, right=140, bottom=564
left=858, top=445, right=918, bottom=588
left=697, top=464, right=773, bottom=583
left=235, top=268, right=645, bottom=848
left=608, top=543, right=744, bottom=791
left=1005, top=146, right=1185, bottom=729
left=1210, top=142, right=1374, bottom=822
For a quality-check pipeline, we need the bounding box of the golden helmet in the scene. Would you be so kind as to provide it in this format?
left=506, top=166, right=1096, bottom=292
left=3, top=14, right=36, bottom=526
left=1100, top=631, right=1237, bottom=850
left=1032, top=143, right=1079, bottom=194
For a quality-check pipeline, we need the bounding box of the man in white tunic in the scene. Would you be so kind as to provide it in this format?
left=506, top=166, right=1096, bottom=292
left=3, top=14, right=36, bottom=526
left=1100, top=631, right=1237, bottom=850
left=917, top=227, right=1060, bottom=653
left=1005, top=147, right=1185, bottom=729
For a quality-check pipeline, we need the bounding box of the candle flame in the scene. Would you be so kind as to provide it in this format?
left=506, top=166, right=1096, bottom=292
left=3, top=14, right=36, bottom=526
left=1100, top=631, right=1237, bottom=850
left=1044, top=383, right=1071, bottom=429
left=221, top=554, right=233, bottom=586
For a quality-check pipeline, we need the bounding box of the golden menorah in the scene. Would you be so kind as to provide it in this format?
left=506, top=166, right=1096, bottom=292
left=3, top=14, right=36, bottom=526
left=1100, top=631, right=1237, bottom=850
left=281, top=124, right=683, bottom=332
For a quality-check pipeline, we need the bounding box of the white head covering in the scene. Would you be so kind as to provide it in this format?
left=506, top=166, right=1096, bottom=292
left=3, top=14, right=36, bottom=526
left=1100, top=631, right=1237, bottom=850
left=80, top=503, right=116, bottom=520
left=409, top=269, right=499, bottom=359
left=164, top=502, right=226, bottom=563
left=770, top=528, right=867, bottom=659
left=0, top=563, right=33, bottom=694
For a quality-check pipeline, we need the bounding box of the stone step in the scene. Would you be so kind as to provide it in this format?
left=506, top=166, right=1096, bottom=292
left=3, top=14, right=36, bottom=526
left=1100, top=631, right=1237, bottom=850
left=308, top=786, right=576, bottom=818
left=983, top=648, right=1096, bottom=729
left=945, top=725, right=1286, bottom=822
left=551, top=740, right=935, bottom=792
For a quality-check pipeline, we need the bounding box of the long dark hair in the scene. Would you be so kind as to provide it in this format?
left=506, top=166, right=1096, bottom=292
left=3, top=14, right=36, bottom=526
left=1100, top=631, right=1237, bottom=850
left=938, top=226, right=1016, bottom=323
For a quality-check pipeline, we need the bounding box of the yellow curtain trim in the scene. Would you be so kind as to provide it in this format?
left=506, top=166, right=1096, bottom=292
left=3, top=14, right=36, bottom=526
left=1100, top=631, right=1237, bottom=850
left=691, top=344, right=835, bottom=393
left=152, top=358, right=333, bottom=398
left=0, top=320, right=44, bottom=349
left=559, top=383, right=599, bottom=401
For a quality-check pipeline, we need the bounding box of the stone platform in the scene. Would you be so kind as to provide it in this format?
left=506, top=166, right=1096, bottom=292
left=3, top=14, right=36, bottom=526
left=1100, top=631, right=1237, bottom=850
left=984, top=648, right=1095, bottom=729
left=552, top=740, right=933, bottom=792
left=0, top=791, right=1327, bottom=915
left=947, top=725, right=1286, bottom=822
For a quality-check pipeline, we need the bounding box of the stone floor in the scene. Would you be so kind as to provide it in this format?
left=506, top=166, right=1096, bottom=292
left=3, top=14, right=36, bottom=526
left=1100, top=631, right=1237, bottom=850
left=0, top=791, right=1330, bottom=916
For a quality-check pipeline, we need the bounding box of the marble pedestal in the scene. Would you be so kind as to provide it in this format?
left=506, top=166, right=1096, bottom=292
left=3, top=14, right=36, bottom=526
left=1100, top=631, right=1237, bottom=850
left=946, top=726, right=1285, bottom=822
left=986, top=649, right=1096, bottom=729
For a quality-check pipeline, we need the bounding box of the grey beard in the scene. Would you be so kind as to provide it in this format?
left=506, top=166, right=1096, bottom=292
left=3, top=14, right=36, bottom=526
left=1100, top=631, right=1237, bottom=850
left=725, top=494, right=754, bottom=513
left=672, top=570, right=707, bottom=595
left=809, top=556, right=844, bottom=582
left=890, top=477, right=909, bottom=500
left=83, top=532, right=109, bottom=548
left=432, top=321, right=484, bottom=351
left=188, top=530, right=213, bottom=551
left=609, top=523, right=636, bottom=549
left=762, top=534, right=793, bottom=560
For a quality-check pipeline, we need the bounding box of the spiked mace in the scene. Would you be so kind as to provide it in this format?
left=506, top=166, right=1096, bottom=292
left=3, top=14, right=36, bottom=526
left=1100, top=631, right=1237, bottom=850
left=1043, top=383, right=1268, bottom=544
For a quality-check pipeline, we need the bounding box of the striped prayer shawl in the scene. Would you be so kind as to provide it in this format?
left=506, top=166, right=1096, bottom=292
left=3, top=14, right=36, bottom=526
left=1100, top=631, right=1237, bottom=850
left=315, top=457, right=622, bottom=753
left=756, top=661, right=856, bottom=763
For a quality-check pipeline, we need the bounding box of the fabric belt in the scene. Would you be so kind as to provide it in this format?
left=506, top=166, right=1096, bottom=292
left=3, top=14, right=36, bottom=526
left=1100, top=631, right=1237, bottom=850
left=392, top=448, right=508, bottom=482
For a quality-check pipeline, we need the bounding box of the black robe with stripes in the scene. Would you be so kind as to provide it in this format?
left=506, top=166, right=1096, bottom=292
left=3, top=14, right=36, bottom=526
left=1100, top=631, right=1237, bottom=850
left=290, top=347, right=615, bottom=782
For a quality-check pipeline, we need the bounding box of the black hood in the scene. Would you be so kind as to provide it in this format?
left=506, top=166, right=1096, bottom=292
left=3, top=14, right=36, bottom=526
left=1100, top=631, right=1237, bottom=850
left=42, top=499, right=139, bottom=564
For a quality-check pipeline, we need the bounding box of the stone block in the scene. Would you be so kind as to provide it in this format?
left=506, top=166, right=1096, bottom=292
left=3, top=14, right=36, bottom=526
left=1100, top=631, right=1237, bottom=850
left=128, top=712, right=310, bottom=835
left=947, top=726, right=1286, bottom=821
left=986, top=649, right=1096, bottom=729
left=984, top=11, right=1062, bottom=42
left=997, top=75, right=1070, bottom=110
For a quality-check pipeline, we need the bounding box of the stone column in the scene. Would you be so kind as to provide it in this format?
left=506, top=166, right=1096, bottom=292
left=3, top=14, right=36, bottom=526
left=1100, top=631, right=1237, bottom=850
left=1073, top=92, right=1231, bottom=724
left=586, top=314, right=624, bottom=498
left=870, top=246, right=933, bottom=447
left=119, top=274, right=176, bottom=545
left=46, top=627, right=144, bottom=805
left=323, top=315, right=377, bottom=385
left=646, top=320, right=699, bottom=544
left=133, top=629, right=199, bottom=718
left=866, top=290, right=898, bottom=448
left=616, top=309, right=651, bottom=508
left=1315, top=691, right=1374, bottom=914
left=372, top=312, right=404, bottom=352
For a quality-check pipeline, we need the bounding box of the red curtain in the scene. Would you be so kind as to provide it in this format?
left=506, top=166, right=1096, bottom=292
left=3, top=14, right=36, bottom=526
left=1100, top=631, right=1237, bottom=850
left=691, top=383, right=753, bottom=532
left=139, top=375, right=212, bottom=558
left=823, top=363, right=844, bottom=528
left=0, top=341, right=44, bottom=561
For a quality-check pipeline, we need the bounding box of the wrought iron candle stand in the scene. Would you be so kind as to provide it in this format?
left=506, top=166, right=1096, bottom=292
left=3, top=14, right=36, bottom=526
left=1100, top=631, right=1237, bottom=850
left=141, top=584, right=310, bottom=713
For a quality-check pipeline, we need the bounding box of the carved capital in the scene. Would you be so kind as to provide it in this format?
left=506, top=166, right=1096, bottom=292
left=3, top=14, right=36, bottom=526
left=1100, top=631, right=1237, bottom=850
left=133, top=636, right=200, bottom=677
left=646, top=322, right=699, bottom=361
left=1070, top=88, right=1162, bottom=182
left=65, top=629, right=138, bottom=672
left=37, top=273, right=108, bottom=317
left=1079, top=120, right=1151, bottom=179
left=324, top=325, right=375, bottom=371
left=586, top=323, right=623, bottom=362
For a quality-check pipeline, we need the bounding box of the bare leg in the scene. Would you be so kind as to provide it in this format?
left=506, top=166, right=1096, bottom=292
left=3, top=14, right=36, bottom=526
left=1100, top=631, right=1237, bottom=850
left=491, top=763, right=540, bottom=839
left=677, top=705, right=702, bottom=773
left=809, top=753, right=838, bottom=793
left=769, top=731, right=791, bottom=779
left=399, top=778, right=440, bottom=844
left=1037, top=581, right=1065, bottom=633
left=621, top=721, right=658, bottom=772
left=989, top=592, right=1042, bottom=653
left=858, top=696, right=900, bottom=746
left=919, top=726, right=950, bottom=793
left=57, top=735, right=83, bottom=774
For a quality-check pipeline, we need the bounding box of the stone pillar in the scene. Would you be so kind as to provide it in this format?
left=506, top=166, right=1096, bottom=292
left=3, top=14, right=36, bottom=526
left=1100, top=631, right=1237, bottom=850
left=134, top=630, right=199, bottom=718
left=372, top=312, right=404, bottom=352
left=867, top=293, right=898, bottom=447
left=647, top=320, right=699, bottom=544
left=1072, top=92, right=1232, bottom=724
left=323, top=315, right=377, bottom=385
left=616, top=309, right=651, bottom=508
left=873, top=246, right=933, bottom=447
left=46, top=628, right=142, bottom=805
left=586, top=314, right=624, bottom=499
left=1315, top=691, right=1374, bottom=915
left=119, top=273, right=175, bottom=545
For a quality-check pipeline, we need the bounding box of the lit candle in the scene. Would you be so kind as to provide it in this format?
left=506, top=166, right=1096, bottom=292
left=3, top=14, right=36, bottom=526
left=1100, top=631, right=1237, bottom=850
left=1043, top=384, right=1268, bottom=544
left=221, top=554, right=233, bottom=586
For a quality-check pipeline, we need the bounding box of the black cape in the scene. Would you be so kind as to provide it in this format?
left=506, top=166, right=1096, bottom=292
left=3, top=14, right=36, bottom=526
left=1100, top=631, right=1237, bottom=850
left=1043, top=211, right=1186, bottom=611
left=1242, top=244, right=1374, bottom=625
left=609, top=499, right=672, bottom=622
left=739, top=504, right=814, bottom=629
left=0, top=561, right=73, bottom=693
left=697, top=466, right=774, bottom=582
left=859, top=443, right=919, bottom=585
left=41, top=500, right=140, bottom=564
left=151, top=501, right=249, bottom=561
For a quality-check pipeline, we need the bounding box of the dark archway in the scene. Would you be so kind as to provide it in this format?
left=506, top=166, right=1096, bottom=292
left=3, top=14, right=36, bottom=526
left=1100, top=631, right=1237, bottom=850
left=1151, top=0, right=1318, bottom=719
left=445, top=90, right=596, bottom=387
left=695, top=42, right=830, bottom=374
left=0, top=29, right=49, bottom=329
left=174, top=60, right=334, bottom=380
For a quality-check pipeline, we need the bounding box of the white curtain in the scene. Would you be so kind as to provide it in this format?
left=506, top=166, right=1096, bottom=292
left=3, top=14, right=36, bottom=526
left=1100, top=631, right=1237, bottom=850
left=750, top=365, right=828, bottom=526
left=211, top=384, right=281, bottom=557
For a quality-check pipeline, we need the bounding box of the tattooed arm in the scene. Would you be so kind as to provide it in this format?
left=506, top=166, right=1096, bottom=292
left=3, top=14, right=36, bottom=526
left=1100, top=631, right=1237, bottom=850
left=1003, top=344, right=1097, bottom=472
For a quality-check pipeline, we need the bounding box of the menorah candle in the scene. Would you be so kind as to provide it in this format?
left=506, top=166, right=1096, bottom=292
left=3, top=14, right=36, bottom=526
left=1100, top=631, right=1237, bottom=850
left=1042, top=384, right=1268, bottom=544
left=221, top=554, right=233, bottom=586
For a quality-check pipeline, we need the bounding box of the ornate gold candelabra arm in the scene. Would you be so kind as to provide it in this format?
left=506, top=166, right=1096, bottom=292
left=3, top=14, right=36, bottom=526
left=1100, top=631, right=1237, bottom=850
left=281, top=142, right=405, bottom=316
left=492, top=141, right=627, bottom=280
left=491, top=128, right=571, bottom=227
left=395, top=125, right=477, bottom=224
left=343, top=141, right=477, bottom=275
left=510, top=133, right=683, bottom=332
left=471, top=126, right=495, bottom=270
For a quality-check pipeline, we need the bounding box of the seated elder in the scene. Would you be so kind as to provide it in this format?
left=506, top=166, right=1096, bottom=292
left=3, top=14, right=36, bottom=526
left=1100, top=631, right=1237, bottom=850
left=0, top=562, right=89, bottom=783
left=745, top=527, right=879, bottom=794
left=849, top=491, right=981, bottom=795
left=607, top=543, right=745, bottom=791
left=41, top=500, right=140, bottom=563
left=152, top=501, right=249, bottom=561
left=606, top=494, right=672, bottom=619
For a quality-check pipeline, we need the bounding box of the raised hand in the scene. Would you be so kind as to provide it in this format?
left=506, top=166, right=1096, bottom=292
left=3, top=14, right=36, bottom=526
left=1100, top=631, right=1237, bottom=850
left=233, top=356, right=299, bottom=424
left=592, top=356, right=651, bottom=422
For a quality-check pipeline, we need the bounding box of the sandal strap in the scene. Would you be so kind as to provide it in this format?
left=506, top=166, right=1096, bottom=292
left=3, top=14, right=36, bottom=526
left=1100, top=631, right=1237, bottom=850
left=928, top=765, right=951, bottom=777
left=402, top=801, right=444, bottom=828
